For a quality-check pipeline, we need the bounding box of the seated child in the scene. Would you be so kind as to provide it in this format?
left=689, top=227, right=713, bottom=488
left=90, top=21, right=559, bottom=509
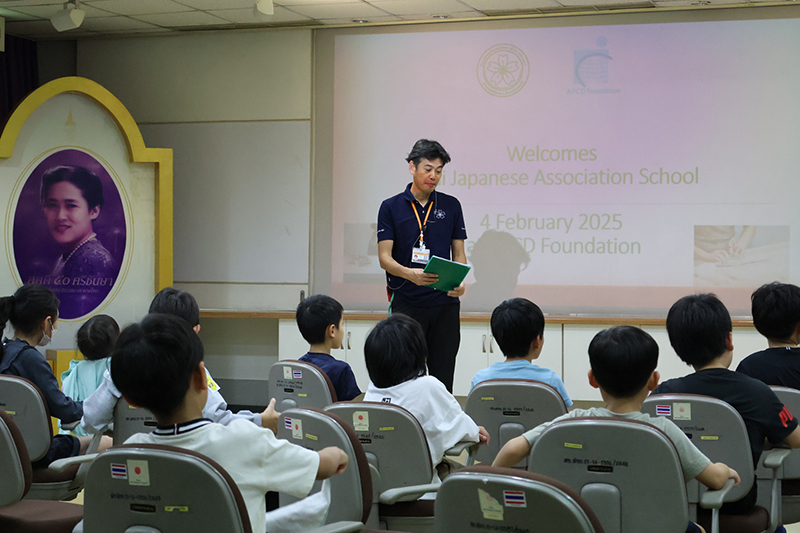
left=60, top=314, right=120, bottom=436
left=493, top=325, right=739, bottom=533
left=363, top=313, right=489, bottom=475
left=654, top=293, right=800, bottom=515
left=296, top=294, right=361, bottom=401
left=736, top=282, right=800, bottom=387
left=470, top=297, right=572, bottom=407
left=0, top=284, right=109, bottom=465
left=82, top=287, right=271, bottom=433
left=113, top=313, right=349, bottom=533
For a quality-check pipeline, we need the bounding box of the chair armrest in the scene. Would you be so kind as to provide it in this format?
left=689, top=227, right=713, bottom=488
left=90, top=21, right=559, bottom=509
left=61, top=421, right=80, bottom=431
left=379, top=482, right=442, bottom=505
left=50, top=453, right=99, bottom=473
left=445, top=440, right=478, bottom=457
left=762, top=448, right=791, bottom=470
left=699, top=478, right=736, bottom=510
left=308, top=521, right=364, bottom=533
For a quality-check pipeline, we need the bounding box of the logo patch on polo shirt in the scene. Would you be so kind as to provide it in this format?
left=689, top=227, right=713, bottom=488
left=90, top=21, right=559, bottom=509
left=434, top=209, right=446, bottom=219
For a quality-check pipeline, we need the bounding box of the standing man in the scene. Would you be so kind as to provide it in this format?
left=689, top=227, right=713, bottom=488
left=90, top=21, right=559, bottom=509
left=377, top=139, right=466, bottom=392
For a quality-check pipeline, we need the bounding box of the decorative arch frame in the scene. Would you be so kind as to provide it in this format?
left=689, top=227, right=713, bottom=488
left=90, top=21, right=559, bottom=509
left=0, top=76, right=173, bottom=291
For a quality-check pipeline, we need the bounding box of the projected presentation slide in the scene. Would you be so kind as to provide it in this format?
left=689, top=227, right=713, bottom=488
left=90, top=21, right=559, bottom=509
left=328, top=18, right=799, bottom=315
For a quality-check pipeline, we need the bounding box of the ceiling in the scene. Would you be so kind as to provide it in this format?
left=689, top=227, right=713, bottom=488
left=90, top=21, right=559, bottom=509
left=0, top=0, right=796, bottom=40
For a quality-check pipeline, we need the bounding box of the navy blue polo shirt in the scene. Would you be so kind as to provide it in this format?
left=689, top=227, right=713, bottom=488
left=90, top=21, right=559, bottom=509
left=377, top=183, right=467, bottom=306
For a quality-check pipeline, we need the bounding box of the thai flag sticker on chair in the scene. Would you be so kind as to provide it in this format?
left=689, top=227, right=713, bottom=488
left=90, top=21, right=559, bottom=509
left=111, top=463, right=128, bottom=479
left=656, top=405, right=672, bottom=416
left=293, top=370, right=303, bottom=379
left=503, top=490, right=526, bottom=507
left=284, top=417, right=293, bottom=429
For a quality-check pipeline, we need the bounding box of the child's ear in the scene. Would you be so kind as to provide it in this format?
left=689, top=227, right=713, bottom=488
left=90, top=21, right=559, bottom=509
left=647, top=370, right=661, bottom=392
left=531, top=335, right=544, bottom=351
left=725, top=331, right=734, bottom=352
left=328, top=323, right=337, bottom=339
left=588, top=369, right=600, bottom=389
left=194, top=362, right=208, bottom=392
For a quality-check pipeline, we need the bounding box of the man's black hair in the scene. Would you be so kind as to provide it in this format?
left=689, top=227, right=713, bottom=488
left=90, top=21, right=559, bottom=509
left=751, top=282, right=800, bottom=342
left=111, top=313, right=204, bottom=419
left=405, top=139, right=451, bottom=166
left=364, top=313, right=427, bottom=389
left=149, top=287, right=200, bottom=327
left=666, top=293, right=731, bottom=367
left=77, top=314, right=120, bottom=361
left=0, top=284, right=60, bottom=336
left=490, top=298, right=545, bottom=358
left=296, top=294, right=344, bottom=345
left=588, top=326, right=659, bottom=399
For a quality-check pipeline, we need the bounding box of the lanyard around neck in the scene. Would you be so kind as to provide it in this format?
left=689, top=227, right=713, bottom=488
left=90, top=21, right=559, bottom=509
left=411, top=200, right=433, bottom=246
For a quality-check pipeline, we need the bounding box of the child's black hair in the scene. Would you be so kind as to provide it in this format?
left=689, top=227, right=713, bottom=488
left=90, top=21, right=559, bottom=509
left=77, top=314, right=120, bottom=361
left=666, top=293, right=731, bottom=367
left=364, top=314, right=427, bottom=389
left=149, top=287, right=200, bottom=327
left=490, top=298, right=545, bottom=358
left=588, top=325, right=659, bottom=399
left=111, top=313, right=204, bottom=419
left=296, top=294, right=344, bottom=345
left=751, top=282, right=800, bottom=342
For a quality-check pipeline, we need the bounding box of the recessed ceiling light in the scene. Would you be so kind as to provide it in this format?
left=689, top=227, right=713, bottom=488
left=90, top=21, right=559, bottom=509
left=431, top=14, right=450, bottom=19
left=352, top=19, right=368, bottom=23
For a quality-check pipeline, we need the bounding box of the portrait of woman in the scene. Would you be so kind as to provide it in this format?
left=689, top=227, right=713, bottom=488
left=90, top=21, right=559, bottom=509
left=12, top=149, right=128, bottom=320
left=41, top=166, right=115, bottom=279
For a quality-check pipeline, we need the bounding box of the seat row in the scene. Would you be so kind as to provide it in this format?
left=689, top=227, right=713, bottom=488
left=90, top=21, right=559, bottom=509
left=3, top=362, right=800, bottom=533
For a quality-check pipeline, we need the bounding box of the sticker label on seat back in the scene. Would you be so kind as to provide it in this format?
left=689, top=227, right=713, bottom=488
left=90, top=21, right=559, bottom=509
left=353, top=411, right=369, bottom=431
left=478, top=488, right=504, bottom=520
left=128, top=460, right=150, bottom=486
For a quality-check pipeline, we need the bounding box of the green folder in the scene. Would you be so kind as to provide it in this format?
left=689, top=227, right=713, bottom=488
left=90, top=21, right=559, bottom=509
left=423, top=256, right=472, bottom=292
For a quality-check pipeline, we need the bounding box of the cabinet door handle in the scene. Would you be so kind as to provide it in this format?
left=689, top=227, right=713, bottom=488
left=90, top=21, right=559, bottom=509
left=482, top=334, right=487, bottom=353
left=489, top=335, right=494, bottom=354
left=346, top=331, right=351, bottom=350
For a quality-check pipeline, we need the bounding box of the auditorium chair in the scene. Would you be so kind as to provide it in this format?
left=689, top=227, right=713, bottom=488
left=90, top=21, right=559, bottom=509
left=528, top=417, right=733, bottom=533
left=276, top=407, right=376, bottom=529
left=0, top=375, right=93, bottom=500
left=111, top=396, right=157, bottom=445
left=0, top=410, right=84, bottom=533
left=644, top=394, right=788, bottom=533
left=63, top=442, right=364, bottom=533
left=433, top=465, right=604, bottom=533
left=269, top=360, right=338, bottom=412
left=327, top=401, right=444, bottom=532
left=758, top=386, right=800, bottom=525
left=464, top=378, right=567, bottom=467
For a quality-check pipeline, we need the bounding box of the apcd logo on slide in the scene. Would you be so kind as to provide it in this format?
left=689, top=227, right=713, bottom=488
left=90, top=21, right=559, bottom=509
left=570, top=37, right=620, bottom=95
left=477, top=44, right=530, bottom=97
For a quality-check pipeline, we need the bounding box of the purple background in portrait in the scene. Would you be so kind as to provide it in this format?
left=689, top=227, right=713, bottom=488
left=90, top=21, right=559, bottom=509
left=13, top=149, right=127, bottom=319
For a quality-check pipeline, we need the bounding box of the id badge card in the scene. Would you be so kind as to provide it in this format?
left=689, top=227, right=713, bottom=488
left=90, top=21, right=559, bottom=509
left=412, top=246, right=431, bottom=265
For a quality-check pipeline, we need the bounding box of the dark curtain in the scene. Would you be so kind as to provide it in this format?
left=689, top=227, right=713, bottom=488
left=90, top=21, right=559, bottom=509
left=0, top=35, right=39, bottom=130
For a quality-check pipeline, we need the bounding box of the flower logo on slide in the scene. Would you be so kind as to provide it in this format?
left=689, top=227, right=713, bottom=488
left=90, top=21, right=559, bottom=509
left=477, top=44, right=530, bottom=97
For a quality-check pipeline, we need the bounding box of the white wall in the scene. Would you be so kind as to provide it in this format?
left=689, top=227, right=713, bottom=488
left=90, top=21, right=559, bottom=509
left=77, top=29, right=313, bottom=312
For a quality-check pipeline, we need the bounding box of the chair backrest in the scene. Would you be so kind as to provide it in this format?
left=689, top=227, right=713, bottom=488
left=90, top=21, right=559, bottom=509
left=0, top=410, right=32, bottom=506
left=82, top=444, right=251, bottom=533
left=434, top=465, right=604, bottom=533
left=770, top=386, right=800, bottom=479
left=0, top=375, right=52, bottom=462
left=112, top=396, right=157, bottom=445
left=269, top=360, right=337, bottom=412
left=529, top=417, right=690, bottom=533
left=643, top=394, right=755, bottom=505
left=465, top=379, right=567, bottom=466
left=276, top=407, right=372, bottom=525
left=326, top=402, right=435, bottom=497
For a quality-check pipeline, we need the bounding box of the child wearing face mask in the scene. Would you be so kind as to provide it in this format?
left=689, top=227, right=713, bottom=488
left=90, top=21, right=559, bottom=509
left=0, top=283, right=95, bottom=467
